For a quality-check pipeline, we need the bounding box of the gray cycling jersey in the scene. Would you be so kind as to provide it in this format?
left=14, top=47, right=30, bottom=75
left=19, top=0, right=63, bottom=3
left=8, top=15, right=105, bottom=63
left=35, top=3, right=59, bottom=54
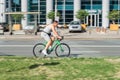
left=41, top=25, right=59, bottom=41
left=43, top=25, right=52, bottom=34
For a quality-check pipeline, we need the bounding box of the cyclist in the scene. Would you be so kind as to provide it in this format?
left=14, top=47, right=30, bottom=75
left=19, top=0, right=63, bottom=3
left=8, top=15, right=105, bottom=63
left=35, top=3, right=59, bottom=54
left=41, top=21, right=62, bottom=55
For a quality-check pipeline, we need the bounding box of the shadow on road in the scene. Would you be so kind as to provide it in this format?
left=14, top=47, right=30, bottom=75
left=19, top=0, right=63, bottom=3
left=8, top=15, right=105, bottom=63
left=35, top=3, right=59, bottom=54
left=29, top=62, right=60, bottom=69
left=70, top=53, right=83, bottom=57
left=0, top=52, right=15, bottom=56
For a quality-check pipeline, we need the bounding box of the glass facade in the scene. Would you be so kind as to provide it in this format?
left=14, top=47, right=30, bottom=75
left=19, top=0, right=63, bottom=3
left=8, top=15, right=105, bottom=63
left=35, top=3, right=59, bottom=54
left=4, top=0, right=120, bottom=26
left=12, top=0, right=21, bottom=12
left=53, top=0, right=73, bottom=24
left=81, top=0, right=102, bottom=26
left=27, top=0, right=47, bottom=25
left=6, top=0, right=21, bottom=24
left=28, top=0, right=38, bottom=25
left=110, top=0, right=120, bottom=24
left=110, top=0, right=119, bottom=10
left=65, top=0, right=73, bottom=24
left=39, top=0, right=46, bottom=24
left=81, top=0, right=102, bottom=10
left=6, top=0, right=21, bottom=12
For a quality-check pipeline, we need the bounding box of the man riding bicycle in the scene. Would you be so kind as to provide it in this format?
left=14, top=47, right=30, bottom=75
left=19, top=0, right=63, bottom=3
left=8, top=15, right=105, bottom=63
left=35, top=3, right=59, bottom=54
left=41, top=21, right=62, bottom=55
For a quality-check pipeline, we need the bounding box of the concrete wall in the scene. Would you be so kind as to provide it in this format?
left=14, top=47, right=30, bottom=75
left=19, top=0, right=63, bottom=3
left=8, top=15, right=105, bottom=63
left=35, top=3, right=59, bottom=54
left=74, top=0, right=81, bottom=21
left=21, top=0, right=28, bottom=29
left=46, top=0, right=53, bottom=24
left=102, top=0, right=109, bottom=28
left=0, top=0, right=6, bottom=23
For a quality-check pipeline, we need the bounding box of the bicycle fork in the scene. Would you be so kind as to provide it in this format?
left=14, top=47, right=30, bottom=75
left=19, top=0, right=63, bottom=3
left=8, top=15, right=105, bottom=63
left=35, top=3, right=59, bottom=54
left=56, top=41, right=64, bottom=52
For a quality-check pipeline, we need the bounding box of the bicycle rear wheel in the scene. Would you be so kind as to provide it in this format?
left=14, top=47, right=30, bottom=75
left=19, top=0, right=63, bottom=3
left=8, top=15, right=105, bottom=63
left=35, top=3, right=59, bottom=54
left=55, top=43, right=70, bottom=57
left=33, top=43, right=45, bottom=58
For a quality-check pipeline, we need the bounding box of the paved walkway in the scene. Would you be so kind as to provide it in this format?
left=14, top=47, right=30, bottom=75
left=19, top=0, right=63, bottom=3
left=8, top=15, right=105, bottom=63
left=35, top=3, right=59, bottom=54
left=0, top=29, right=120, bottom=40
left=63, top=29, right=120, bottom=40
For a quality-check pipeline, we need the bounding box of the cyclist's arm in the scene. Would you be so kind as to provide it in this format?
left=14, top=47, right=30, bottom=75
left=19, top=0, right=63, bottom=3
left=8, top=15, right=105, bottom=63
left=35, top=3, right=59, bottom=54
left=51, top=26, right=61, bottom=38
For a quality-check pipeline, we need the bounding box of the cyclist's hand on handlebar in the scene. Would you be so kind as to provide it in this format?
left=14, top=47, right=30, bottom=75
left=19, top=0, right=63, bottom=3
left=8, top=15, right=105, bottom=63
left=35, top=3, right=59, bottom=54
left=57, top=36, right=62, bottom=39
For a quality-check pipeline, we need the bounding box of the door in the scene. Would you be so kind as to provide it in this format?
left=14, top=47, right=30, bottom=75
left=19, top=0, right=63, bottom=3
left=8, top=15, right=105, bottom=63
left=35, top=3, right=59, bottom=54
left=85, top=14, right=99, bottom=27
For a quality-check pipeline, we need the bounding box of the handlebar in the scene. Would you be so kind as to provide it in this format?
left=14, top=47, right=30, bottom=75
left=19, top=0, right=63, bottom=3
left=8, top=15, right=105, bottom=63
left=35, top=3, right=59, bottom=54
left=61, top=36, right=64, bottom=40
left=55, top=36, right=64, bottom=41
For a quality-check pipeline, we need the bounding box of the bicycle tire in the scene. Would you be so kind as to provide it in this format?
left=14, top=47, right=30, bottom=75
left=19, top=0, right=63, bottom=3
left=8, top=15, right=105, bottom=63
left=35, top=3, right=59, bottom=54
left=33, top=43, right=45, bottom=58
left=55, top=43, right=70, bottom=57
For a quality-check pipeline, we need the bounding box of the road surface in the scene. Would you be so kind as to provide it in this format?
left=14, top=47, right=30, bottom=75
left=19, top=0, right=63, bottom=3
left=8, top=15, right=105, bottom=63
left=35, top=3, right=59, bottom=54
left=0, top=39, right=120, bottom=57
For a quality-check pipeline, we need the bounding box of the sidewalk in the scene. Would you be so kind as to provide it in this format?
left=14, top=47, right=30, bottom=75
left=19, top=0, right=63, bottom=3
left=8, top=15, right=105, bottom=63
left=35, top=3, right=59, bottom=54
left=0, top=29, right=120, bottom=40
left=63, top=29, right=120, bottom=40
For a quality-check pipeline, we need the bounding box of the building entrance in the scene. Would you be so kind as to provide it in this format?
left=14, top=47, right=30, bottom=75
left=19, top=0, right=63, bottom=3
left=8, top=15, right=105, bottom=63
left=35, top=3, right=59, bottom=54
left=85, top=14, right=99, bottom=27
left=85, top=10, right=101, bottom=27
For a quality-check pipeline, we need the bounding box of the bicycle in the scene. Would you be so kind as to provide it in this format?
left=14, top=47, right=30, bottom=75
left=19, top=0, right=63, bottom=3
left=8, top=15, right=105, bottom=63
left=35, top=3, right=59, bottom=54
left=33, top=36, right=70, bottom=57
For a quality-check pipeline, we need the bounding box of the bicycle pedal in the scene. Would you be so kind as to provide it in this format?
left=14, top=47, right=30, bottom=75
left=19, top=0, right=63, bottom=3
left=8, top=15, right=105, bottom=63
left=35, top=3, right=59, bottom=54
left=39, top=50, right=42, bottom=53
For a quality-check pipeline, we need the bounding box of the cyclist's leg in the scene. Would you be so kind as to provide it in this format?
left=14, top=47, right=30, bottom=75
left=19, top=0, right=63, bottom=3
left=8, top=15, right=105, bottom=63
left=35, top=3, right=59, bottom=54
left=41, top=32, right=51, bottom=49
left=49, top=36, right=55, bottom=47
left=45, top=39, right=52, bottom=50
left=41, top=32, right=52, bottom=55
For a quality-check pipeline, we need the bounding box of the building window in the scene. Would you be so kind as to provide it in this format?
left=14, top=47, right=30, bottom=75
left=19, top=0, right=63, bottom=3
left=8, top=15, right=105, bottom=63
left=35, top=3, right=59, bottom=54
left=110, top=0, right=120, bottom=24
left=12, top=0, right=21, bottom=12
left=28, top=0, right=38, bottom=25
left=110, top=0, right=119, bottom=10
left=53, top=0, right=73, bottom=24
left=39, top=0, right=46, bottom=24
left=81, top=0, right=102, bottom=10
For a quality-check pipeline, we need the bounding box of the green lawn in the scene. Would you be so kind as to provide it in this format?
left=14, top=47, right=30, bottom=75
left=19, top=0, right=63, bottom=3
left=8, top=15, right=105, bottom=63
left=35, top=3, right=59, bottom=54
left=0, top=56, right=120, bottom=80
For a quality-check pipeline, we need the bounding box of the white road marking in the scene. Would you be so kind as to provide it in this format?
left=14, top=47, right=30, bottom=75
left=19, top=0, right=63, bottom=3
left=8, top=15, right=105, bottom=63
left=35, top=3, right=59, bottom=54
left=0, top=45, right=33, bottom=47
left=0, top=45, right=120, bottom=47
left=70, top=45, right=120, bottom=47
left=68, top=51, right=100, bottom=53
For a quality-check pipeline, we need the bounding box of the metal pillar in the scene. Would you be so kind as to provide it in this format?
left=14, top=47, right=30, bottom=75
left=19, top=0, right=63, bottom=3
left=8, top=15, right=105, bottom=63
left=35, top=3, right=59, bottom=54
left=63, top=0, right=65, bottom=25
left=38, top=0, right=40, bottom=24
left=34, top=14, right=37, bottom=35
left=95, top=14, right=96, bottom=27
left=8, top=14, right=12, bottom=35
left=90, top=0, right=93, bottom=27
left=97, top=13, right=99, bottom=27
left=55, top=0, right=57, bottom=20
left=117, top=0, right=119, bottom=35
left=8, top=0, right=12, bottom=35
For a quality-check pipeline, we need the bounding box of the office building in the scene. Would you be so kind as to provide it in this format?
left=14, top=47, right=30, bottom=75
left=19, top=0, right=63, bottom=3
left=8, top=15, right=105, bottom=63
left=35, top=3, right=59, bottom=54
left=0, top=0, right=120, bottom=28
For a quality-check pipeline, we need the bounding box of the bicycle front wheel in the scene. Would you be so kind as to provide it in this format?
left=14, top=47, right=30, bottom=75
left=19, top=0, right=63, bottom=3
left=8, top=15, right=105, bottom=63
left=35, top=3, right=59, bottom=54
left=55, top=43, right=70, bottom=57
left=33, top=43, right=45, bottom=58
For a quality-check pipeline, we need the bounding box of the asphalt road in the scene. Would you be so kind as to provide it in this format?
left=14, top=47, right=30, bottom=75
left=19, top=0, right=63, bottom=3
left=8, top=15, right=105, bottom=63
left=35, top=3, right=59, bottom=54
left=0, top=39, right=120, bottom=58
